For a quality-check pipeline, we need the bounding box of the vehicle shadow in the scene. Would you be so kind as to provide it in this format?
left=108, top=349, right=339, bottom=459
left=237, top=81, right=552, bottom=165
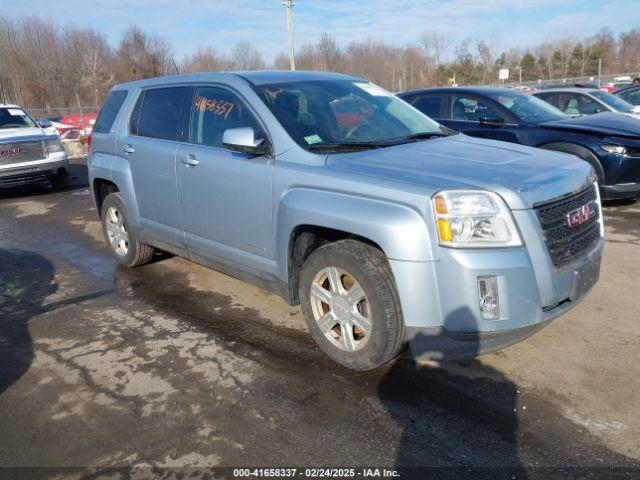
left=378, top=307, right=523, bottom=477
left=0, top=249, right=56, bottom=394
left=0, top=249, right=113, bottom=395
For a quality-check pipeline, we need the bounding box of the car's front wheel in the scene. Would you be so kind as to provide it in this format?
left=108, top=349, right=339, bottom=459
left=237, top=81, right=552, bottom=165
left=299, top=239, right=405, bottom=371
left=100, top=192, right=155, bottom=268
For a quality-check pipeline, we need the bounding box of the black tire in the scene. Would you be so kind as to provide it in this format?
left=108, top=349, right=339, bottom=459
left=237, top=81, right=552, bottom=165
left=50, top=171, right=70, bottom=190
left=299, top=239, right=405, bottom=371
left=100, top=192, right=155, bottom=268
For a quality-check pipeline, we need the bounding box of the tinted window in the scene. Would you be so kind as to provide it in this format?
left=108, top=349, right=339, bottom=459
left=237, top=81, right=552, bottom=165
left=407, top=94, right=443, bottom=118
left=134, top=87, right=188, bottom=141
left=558, top=93, right=602, bottom=115
left=534, top=92, right=556, bottom=106
left=620, top=88, right=640, bottom=106
left=188, top=87, right=260, bottom=148
left=94, top=90, right=127, bottom=134
left=449, top=94, right=506, bottom=121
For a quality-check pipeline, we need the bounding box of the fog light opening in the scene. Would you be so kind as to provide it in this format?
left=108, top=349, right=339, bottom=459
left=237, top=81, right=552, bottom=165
left=478, top=275, right=500, bottom=320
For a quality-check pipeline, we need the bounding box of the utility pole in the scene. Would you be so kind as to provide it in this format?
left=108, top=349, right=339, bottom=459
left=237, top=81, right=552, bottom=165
left=283, top=0, right=296, bottom=71
left=597, top=58, right=602, bottom=87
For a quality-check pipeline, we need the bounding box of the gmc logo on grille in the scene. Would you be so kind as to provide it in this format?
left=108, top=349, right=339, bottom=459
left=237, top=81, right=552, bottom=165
left=566, top=200, right=596, bottom=228
left=0, top=147, right=23, bottom=158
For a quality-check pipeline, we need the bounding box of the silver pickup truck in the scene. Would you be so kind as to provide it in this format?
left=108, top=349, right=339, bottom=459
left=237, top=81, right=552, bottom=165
left=0, top=104, right=69, bottom=189
left=88, top=71, right=604, bottom=371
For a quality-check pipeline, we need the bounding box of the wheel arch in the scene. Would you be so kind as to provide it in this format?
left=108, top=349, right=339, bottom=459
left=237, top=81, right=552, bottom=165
left=536, top=141, right=605, bottom=184
left=276, top=188, right=436, bottom=304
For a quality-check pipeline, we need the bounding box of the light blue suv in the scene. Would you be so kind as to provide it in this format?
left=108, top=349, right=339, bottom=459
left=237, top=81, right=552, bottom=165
left=88, top=71, right=604, bottom=370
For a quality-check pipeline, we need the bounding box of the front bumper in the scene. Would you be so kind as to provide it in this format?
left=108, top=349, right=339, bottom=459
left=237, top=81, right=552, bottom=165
left=389, top=209, right=604, bottom=361
left=600, top=182, right=640, bottom=200
left=0, top=155, right=68, bottom=187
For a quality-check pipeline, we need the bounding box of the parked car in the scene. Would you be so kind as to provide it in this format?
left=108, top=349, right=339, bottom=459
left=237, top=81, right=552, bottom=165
left=89, top=72, right=603, bottom=370
left=616, top=85, right=640, bottom=106
left=0, top=104, right=69, bottom=188
left=398, top=86, right=640, bottom=200
left=532, top=88, right=640, bottom=118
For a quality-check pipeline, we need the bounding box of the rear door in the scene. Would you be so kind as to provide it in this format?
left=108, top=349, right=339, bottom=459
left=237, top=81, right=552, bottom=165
left=176, top=85, right=274, bottom=270
left=117, top=86, right=188, bottom=249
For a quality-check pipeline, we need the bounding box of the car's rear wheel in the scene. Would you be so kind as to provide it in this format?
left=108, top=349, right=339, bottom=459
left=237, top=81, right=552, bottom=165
left=100, top=192, right=155, bottom=267
left=299, top=239, right=404, bottom=370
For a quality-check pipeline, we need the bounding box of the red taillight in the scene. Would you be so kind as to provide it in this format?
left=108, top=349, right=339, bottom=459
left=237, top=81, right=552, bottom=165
left=87, top=133, right=92, bottom=154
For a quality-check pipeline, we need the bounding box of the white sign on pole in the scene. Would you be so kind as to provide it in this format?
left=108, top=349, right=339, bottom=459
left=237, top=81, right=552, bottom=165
left=498, top=68, right=510, bottom=81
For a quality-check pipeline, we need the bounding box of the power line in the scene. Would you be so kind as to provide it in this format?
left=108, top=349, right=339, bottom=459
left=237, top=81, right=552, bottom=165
left=282, top=0, right=295, bottom=71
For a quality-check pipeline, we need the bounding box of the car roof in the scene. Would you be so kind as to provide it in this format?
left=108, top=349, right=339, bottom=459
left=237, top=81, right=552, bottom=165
left=398, top=86, right=515, bottom=97
left=113, top=70, right=363, bottom=90
left=0, top=104, right=22, bottom=109
left=533, top=87, right=601, bottom=94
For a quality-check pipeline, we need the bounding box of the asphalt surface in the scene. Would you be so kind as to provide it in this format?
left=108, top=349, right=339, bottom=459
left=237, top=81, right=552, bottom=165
left=0, top=160, right=638, bottom=479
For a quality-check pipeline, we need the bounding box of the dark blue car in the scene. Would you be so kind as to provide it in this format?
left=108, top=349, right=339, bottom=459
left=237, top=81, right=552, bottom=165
left=398, top=87, right=640, bottom=200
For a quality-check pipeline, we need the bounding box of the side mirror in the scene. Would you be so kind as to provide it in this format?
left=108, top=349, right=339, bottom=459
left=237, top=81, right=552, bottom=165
left=222, top=127, right=270, bottom=156
left=38, top=118, right=53, bottom=129
left=479, top=116, right=505, bottom=128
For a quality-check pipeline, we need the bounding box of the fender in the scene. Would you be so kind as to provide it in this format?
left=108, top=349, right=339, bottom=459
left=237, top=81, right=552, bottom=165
left=275, top=188, right=437, bottom=279
left=91, top=152, right=142, bottom=230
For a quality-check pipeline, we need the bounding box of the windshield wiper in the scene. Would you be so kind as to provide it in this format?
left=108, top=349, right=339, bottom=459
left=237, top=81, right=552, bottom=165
left=398, top=131, right=450, bottom=142
left=308, top=141, right=392, bottom=152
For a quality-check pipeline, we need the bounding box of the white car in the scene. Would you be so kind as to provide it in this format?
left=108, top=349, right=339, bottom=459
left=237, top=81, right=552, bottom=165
left=0, top=104, right=69, bottom=188
left=533, top=88, right=640, bottom=120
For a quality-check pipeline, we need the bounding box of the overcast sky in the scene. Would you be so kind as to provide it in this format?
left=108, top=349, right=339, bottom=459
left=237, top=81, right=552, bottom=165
left=4, top=0, right=640, bottom=61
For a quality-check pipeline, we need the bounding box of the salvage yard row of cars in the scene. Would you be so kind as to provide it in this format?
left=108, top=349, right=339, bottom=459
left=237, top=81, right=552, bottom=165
left=4, top=69, right=640, bottom=371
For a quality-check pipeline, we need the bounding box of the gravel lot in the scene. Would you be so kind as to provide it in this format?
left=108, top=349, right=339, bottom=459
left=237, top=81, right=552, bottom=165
left=0, top=160, right=638, bottom=478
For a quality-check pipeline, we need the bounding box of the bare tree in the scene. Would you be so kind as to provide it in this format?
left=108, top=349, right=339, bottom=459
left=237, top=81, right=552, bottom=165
left=182, top=46, right=230, bottom=72
left=420, top=30, right=452, bottom=69
left=229, top=41, right=265, bottom=70
left=115, top=25, right=173, bottom=81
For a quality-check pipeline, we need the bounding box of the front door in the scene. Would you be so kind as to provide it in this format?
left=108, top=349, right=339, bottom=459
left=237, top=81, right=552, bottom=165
left=176, top=85, right=274, bottom=273
left=440, top=93, right=520, bottom=144
left=118, top=86, right=188, bottom=249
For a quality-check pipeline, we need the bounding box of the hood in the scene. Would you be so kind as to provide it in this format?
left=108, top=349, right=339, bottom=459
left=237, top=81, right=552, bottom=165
left=0, top=127, right=46, bottom=142
left=540, top=111, right=640, bottom=138
left=325, top=134, right=594, bottom=210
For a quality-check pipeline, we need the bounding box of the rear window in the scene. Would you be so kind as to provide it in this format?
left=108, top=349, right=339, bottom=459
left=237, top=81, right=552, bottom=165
left=407, top=94, right=443, bottom=118
left=94, top=90, right=127, bottom=134
left=131, top=87, right=188, bottom=141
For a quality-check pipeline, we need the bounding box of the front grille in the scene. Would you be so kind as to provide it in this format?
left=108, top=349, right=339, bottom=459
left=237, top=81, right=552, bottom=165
left=535, top=185, right=601, bottom=268
left=0, top=140, right=46, bottom=167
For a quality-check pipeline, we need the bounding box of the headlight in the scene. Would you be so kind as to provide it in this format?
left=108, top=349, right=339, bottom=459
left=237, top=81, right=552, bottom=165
left=45, top=138, right=64, bottom=154
left=432, top=190, right=522, bottom=248
left=601, top=144, right=626, bottom=155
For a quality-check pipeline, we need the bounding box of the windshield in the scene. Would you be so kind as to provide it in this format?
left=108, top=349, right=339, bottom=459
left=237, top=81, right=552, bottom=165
left=590, top=90, right=635, bottom=113
left=253, top=80, right=448, bottom=151
left=0, top=107, right=37, bottom=129
left=485, top=90, right=567, bottom=123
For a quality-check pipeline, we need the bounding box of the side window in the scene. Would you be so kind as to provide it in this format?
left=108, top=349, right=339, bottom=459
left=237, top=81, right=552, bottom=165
left=408, top=94, right=443, bottom=119
left=94, top=90, right=128, bottom=134
left=535, top=92, right=557, bottom=107
left=188, top=86, right=260, bottom=149
left=449, top=95, right=505, bottom=122
left=628, top=90, right=640, bottom=105
left=133, top=87, right=188, bottom=141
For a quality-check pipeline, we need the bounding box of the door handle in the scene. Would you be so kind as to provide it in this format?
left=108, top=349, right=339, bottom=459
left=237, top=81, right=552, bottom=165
left=122, top=145, right=135, bottom=155
left=181, top=154, right=200, bottom=167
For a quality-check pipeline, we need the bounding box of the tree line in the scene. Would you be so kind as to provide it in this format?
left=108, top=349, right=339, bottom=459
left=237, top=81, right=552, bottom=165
left=0, top=15, right=638, bottom=111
